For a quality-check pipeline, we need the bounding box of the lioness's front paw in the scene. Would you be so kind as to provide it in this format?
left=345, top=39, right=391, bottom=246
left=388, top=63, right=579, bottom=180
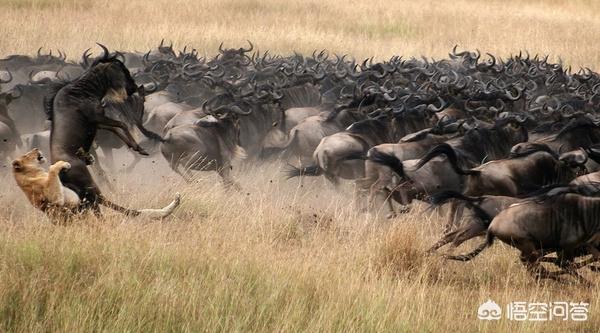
left=58, top=161, right=71, bottom=170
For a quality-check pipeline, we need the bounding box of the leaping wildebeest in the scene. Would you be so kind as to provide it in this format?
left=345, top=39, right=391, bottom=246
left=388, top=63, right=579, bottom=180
left=47, top=44, right=180, bottom=217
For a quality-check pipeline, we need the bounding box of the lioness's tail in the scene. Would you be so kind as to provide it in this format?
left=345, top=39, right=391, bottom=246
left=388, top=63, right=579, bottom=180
left=98, top=193, right=181, bottom=219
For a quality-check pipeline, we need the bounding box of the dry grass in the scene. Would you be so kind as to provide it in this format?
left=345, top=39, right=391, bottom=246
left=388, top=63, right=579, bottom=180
left=2, top=0, right=600, bottom=68
left=2, top=0, right=600, bottom=331
left=0, top=157, right=598, bottom=332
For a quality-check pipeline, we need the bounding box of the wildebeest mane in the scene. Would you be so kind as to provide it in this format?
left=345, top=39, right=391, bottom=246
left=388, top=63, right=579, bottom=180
left=345, top=117, right=392, bottom=144
left=528, top=182, right=600, bottom=204
left=553, top=116, right=599, bottom=139
left=43, top=79, right=70, bottom=121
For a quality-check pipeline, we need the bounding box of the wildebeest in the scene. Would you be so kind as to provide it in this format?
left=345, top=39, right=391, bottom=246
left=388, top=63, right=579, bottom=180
left=160, top=107, right=248, bottom=188
left=365, top=117, right=529, bottom=218
left=426, top=191, right=520, bottom=253
left=285, top=105, right=436, bottom=185
left=446, top=184, right=600, bottom=284
left=361, top=119, right=465, bottom=216
left=47, top=45, right=178, bottom=217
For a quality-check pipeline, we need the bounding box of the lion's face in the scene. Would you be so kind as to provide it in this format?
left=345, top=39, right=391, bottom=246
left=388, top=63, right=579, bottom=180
left=12, top=148, right=46, bottom=172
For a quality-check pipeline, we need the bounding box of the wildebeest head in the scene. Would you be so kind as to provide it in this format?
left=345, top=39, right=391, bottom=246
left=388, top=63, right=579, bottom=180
left=0, top=87, right=21, bottom=112
left=492, top=116, right=529, bottom=145
left=103, top=85, right=163, bottom=144
left=89, top=44, right=138, bottom=103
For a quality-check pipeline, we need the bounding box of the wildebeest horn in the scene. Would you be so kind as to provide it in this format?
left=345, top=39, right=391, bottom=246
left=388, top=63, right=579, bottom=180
left=241, top=40, right=254, bottom=53
left=218, top=42, right=225, bottom=54
left=383, top=92, right=397, bottom=102
left=489, top=99, right=506, bottom=113
left=427, top=96, right=446, bottom=112
left=114, top=51, right=126, bottom=63
left=37, top=47, right=43, bottom=58
left=159, top=39, right=165, bottom=48
left=214, top=104, right=251, bottom=115
left=143, top=50, right=151, bottom=66
left=142, top=80, right=158, bottom=94
left=0, top=68, right=12, bottom=84
left=504, top=86, right=522, bottom=101
left=96, top=43, right=110, bottom=60
left=28, top=70, right=45, bottom=84
left=515, top=114, right=528, bottom=123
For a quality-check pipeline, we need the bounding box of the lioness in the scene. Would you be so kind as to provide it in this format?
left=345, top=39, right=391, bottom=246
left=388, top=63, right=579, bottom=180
left=12, top=148, right=80, bottom=212
left=12, top=148, right=181, bottom=219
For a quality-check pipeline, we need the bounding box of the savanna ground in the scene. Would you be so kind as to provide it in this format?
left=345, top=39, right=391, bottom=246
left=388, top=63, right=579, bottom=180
left=1, top=0, right=600, bottom=332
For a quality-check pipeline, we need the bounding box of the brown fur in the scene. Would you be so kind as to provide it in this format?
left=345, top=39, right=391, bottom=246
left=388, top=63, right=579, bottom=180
left=12, top=148, right=80, bottom=213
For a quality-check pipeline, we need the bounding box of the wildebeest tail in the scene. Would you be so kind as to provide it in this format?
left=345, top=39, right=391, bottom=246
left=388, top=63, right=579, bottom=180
left=444, top=231, right=494, bottom=261
left=367, top=148, right=405, bottom=178
left=284, top=164, right=322, bottom=179
left=416, top=143, right=479, bottom=175
left=280, top=129, right=300, bottom=158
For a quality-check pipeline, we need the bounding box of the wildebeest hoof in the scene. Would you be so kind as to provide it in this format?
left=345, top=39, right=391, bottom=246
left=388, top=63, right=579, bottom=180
left=76, top=148, right=95, bottom=165
left=398, top=206, right=411, bottom=214
left=137, top=148, right=149, bottom=156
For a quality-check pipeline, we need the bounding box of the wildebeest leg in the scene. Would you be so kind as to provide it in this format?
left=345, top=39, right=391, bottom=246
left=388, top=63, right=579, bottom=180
left=427, top=220, right=487, bottom=253
left=87, top=148, right=115, bottom=192
left=218, top=165, right=241, bottom=190
left=124, top=154, right=142, bottom=173
left=101, top=146, right=115, bottom=170
left=444, top=200, right=463, bottom=233
left=96, top=119, right=148, bottom=155
left=60, top=158, right=102, bottom=214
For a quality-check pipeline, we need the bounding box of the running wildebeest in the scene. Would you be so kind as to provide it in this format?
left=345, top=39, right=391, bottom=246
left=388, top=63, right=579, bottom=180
left=445, top=184, right=600, bottom=285
left=47, top=44, right=179, bottom=217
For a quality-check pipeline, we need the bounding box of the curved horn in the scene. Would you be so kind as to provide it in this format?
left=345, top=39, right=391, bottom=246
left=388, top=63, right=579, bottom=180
left=218, top=42, right=225, bottom=54
left=241, top=40, right=254, bottom=53
left=504, top=86, right=522, bottom=101
left=427, top=96, right=446, bottom=112
left=214, top=104, right=251, bottom=115
left=28, top=70, right=45, bottom=84
left=114, top=51, right=126, bottom=63
left=143, top=50, right=151, bottom=67
left=96, top=43, right=110, bottom=59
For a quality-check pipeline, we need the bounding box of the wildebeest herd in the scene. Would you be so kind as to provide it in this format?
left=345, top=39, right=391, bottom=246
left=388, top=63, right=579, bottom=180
left=2, top=42, right=600, bottom=284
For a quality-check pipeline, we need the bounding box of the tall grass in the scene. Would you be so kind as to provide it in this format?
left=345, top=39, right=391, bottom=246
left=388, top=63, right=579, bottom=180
left=0, top=160, right=598, bottom=332
left=1, top=0, right=600, bottom=331
left=2, top=0, right=600, bottom=68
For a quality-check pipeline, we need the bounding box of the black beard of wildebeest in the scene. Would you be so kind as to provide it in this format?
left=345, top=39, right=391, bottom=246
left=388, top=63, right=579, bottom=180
left=47, top=45, right=158, bottom=215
